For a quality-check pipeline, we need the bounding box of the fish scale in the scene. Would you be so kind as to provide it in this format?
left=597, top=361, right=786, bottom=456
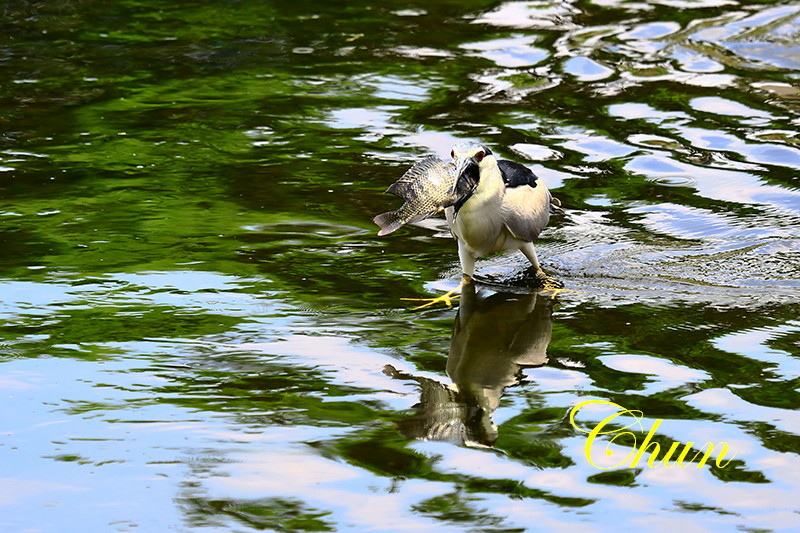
left=373, top=156, right=475, bottom=236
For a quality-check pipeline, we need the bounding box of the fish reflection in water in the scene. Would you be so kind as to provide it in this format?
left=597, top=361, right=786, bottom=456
left=386, top=283, right=553, bottom=447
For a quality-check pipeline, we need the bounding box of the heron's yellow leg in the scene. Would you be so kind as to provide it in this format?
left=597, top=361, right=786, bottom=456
left=401, top=276, right=468, bottom=310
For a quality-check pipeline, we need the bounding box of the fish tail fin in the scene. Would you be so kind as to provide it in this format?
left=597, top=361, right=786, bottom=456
left=373, top=211, right=403, bottom=236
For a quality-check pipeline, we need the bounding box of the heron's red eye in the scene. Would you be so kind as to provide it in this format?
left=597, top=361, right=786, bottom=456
left=475, top=151, right=485, bottom=162
left=450, top=150, right=455, bottom=159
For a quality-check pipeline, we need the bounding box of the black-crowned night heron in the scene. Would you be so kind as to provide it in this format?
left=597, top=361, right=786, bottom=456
left=407, top=141, right=561, bottom=309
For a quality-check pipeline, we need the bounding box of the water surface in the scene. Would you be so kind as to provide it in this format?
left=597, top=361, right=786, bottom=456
left=1, top=1, right=799, bottom=531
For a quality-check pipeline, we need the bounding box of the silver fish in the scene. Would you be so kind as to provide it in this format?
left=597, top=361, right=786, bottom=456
left=373, top=156, right=475, bottom=236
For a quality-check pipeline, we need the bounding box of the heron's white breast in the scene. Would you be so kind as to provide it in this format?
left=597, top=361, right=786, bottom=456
left=449, top=164, right=512, bottom=256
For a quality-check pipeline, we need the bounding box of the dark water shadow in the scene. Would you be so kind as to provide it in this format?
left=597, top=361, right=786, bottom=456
left=385, top=282, right=553, bottom=447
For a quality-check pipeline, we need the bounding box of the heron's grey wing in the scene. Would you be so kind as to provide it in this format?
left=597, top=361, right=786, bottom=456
left=500, top=184, right=553, bottom=241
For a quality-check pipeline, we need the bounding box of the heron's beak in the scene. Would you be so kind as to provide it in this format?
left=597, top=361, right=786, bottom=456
left=452, top=156, right=479, bottom=199
left=453, top=156, right=473, bottom=181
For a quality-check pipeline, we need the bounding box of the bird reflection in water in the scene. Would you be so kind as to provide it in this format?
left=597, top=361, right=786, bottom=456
left=385, top=282, right=553, bottom=447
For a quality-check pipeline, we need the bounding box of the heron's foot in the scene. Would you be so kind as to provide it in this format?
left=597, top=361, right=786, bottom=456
left=401, top=289, right=461, bottom=310
left=402, top=277, right=470, bottom=310
left=521, top=267, right=567, bottom=295
left=541, top=275, right=564, bottom=290
left=536, top=274, right=580, bottom=298
left=532, top=268, right=549, bottom=282
left=518, top=267, right=552, bottom=287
